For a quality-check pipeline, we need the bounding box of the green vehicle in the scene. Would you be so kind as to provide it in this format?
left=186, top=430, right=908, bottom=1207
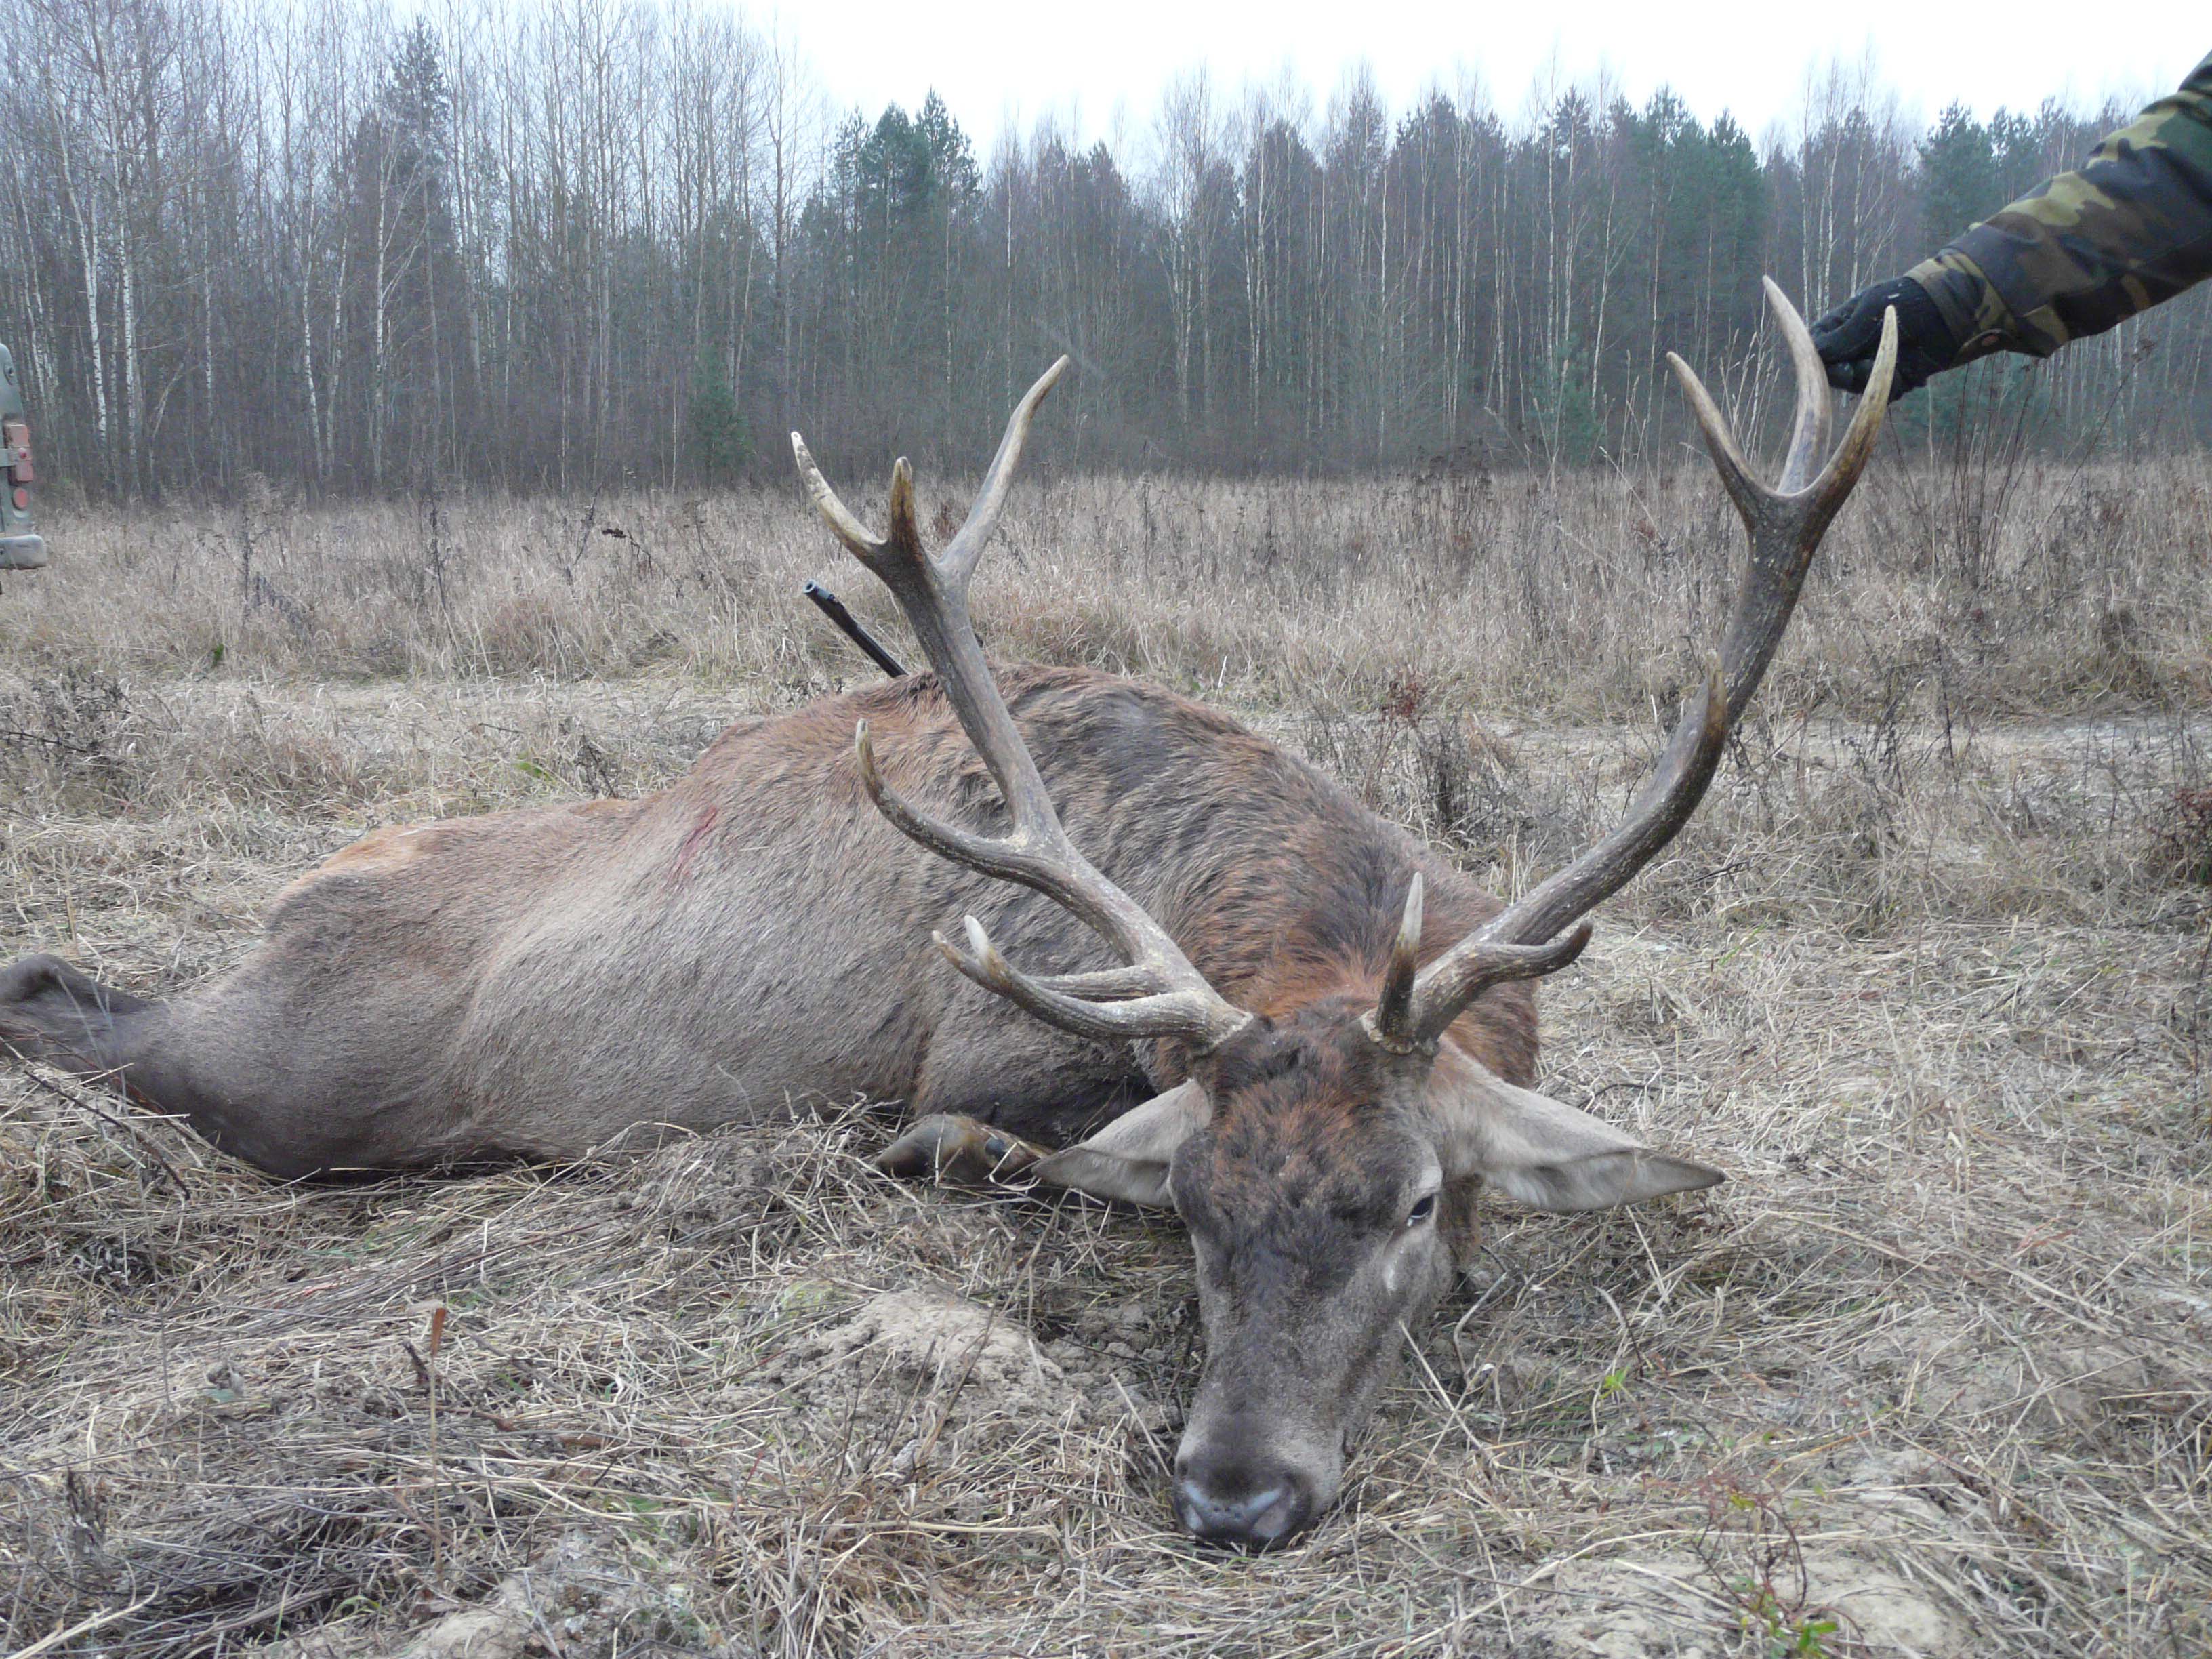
left=0, top=342, right=45, bottom=570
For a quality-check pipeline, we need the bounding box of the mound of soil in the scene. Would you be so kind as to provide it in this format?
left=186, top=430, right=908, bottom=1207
left=755, top=1287, right=1095, bottom=1476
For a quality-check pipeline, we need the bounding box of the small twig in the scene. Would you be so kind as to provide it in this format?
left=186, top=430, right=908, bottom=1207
left=5, top=1595, right=155, bottom=1659
left=0, top=726, right=98, bottom=755
left=1108, top=1372, right=1173, bottom=1477
left=426, top=1305, right=448, bottom=1585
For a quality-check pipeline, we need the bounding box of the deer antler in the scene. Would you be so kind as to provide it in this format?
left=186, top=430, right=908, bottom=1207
left=792, top=361, right=1256, bottom=1054
left=1370, top=281, right=1899, bottom=1054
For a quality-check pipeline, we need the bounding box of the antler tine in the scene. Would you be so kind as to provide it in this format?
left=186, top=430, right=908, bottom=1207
left=1368, top=865, right=1591, bottom=1054
left=1380, top=924, right=1594, bottom=1052
left=855, top=717, right=1140, bottom=949
left=885, top=457, right=923, bottom=560
left=1713, top=302, right=1895, bottom=725
left=935, top=918, right=1252, bottom=1048
left=1388, top=285, right=1896, bottom=1051
left=1370, top=874, right=1425, bottom=1049
left=1805, top=306, right=1899, bottom=527
left=805, top=367, right=1256, bottom=1057
left=1768, top=277, right=1832, bottom=494
left=1667, top=349, right=1764, bottom=533
left=942, top=356, right=1070, bottom=587
left=792, top=434, right=894, bottom=567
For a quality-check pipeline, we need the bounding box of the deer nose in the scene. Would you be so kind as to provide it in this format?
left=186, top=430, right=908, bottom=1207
left=1172, top=1460, right=1314, bottom=1551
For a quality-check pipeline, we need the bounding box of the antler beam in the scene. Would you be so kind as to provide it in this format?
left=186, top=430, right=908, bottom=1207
left=1373, top=281, right=1898, bottom=1054
left=793, top=361, right=1256, bottom=1056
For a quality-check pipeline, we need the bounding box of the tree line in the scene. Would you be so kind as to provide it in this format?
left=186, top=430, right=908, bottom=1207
left=5, top=0, right=2205, bottom=501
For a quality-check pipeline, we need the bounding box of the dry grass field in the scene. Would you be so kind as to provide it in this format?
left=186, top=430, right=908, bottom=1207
left=2, top=448, right=2209, bottom=1657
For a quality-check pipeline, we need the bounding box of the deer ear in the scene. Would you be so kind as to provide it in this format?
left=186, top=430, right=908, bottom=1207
left=1424, top=1046, right=1723, bottom=1212
left=1030, top=1080, right=1211, bottom=1209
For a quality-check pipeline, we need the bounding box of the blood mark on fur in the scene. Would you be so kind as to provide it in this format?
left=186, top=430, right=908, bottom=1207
left=670, top=804, right=720, bottom=886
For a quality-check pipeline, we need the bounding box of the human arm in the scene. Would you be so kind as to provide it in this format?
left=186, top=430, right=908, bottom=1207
left=1816, top=49, right=2212, bottom=394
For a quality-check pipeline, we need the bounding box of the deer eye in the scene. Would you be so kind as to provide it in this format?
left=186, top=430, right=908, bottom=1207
left=1405, top=1193, right=1437, bottom=1229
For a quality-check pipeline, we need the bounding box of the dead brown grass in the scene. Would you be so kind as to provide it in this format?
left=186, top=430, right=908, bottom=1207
left=5, top=450, right=2209, bottom=720
left=1, top=458, right=2209, bottom=1657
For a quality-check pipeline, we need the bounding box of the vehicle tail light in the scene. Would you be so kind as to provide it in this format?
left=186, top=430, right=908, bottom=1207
left=3, top=418, right=31, bottom=484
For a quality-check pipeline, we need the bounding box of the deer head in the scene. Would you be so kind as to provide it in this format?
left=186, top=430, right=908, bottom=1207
left=792, top=282, right=1897, bottom=1550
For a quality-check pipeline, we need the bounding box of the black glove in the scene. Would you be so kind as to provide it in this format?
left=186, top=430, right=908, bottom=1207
left=1809, top=276, right=1960, bottom=397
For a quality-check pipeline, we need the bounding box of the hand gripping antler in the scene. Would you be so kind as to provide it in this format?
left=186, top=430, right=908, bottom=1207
left=1370, top=281, right=1899, bottom=1054
left=792, top=360, right=1256, bottom=1054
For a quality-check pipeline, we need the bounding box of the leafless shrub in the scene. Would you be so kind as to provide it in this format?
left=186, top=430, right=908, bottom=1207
left=1296, top=678, right=1597, bottom=881
left=2151, top=783, right=2212, bottom=886
left=0, top=667, right=135, bottom=813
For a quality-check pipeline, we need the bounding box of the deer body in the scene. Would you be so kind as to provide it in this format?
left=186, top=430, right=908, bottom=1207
left=4, top=292, right=1897, bottom=1549
left=1, top=665, right=1532, bottom=1177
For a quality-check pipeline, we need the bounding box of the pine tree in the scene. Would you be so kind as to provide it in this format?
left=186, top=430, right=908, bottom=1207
left=1919, top=103, right=1999, bottom=248
left=685, top=352, right=747, bottom=483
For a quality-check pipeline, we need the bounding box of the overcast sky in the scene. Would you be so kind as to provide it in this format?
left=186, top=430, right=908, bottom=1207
left=785, top=3, right=2205, bottom=155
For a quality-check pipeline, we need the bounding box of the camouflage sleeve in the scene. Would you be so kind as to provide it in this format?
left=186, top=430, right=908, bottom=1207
left=1910, top=49, right=2212, bottom=363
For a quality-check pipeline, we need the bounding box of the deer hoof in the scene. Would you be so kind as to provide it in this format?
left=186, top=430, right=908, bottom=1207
left=875, top=1113, right=1036, bottom=1184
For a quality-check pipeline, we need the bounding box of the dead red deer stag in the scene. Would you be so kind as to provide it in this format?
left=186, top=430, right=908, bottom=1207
left=1, top=283, right=1893, bottom=1551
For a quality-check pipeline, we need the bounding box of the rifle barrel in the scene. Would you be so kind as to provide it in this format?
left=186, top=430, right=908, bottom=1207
left=802, top=581, right=909, bottom=679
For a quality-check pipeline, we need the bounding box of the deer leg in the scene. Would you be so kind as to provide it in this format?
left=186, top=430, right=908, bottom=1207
left=876, top=1113, right=1051, bottom=1185
left=3, top=952, right=412, bottom=1179
left=0, top=954, right=156, bottom=1072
